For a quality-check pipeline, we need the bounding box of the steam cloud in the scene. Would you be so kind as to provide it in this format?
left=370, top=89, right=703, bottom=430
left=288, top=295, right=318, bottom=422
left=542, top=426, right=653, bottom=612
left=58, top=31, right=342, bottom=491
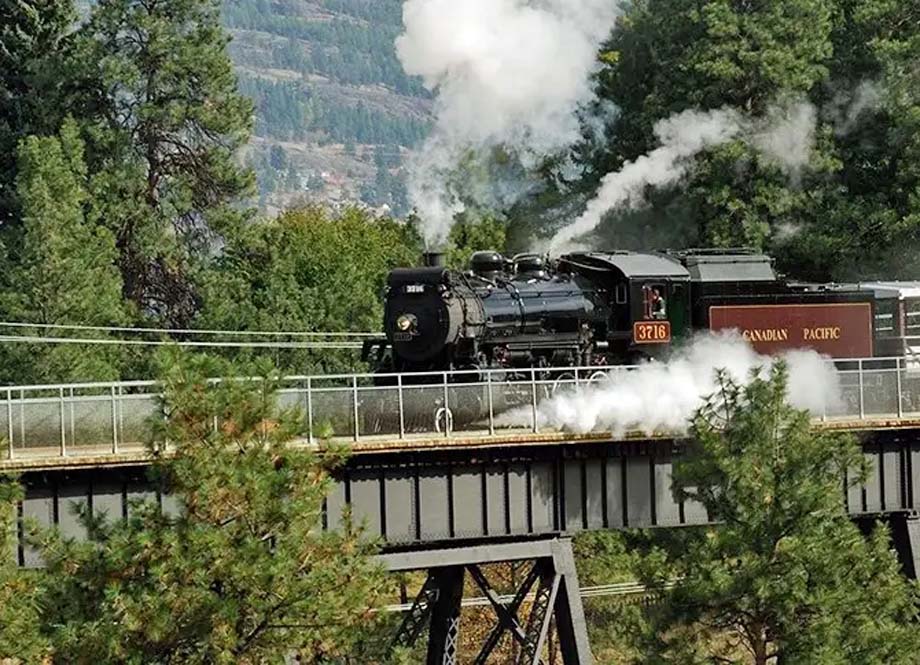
left=546, top=100, right=819, bottom=252
left=498, top=333, right=841, bottom=436
left=547, top=107, right=743, bottom=253
left=396, top=0, right=620, bottom=245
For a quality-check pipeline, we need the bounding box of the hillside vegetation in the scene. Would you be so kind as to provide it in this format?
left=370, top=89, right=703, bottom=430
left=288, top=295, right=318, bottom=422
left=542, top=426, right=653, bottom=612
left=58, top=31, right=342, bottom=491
left=223, top=0, right=432, bottom=215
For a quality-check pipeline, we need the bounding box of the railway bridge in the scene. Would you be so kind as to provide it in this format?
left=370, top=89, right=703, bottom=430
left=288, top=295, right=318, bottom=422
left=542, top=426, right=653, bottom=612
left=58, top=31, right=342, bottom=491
left=4, top=358, right=920, bottom=664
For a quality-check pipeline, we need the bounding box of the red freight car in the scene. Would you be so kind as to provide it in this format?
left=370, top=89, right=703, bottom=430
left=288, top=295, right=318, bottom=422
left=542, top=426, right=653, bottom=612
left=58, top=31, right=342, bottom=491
left=708, top=302, right=874, bottom=358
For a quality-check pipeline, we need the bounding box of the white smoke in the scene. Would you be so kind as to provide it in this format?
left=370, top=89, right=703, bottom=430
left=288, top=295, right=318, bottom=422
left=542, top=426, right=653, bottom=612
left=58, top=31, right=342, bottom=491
left=396, top=0, right=620, bottom=245
left=751, top=100, right=817, bottom=178
left=828, top=80, right=883, bottom=136
left=544, top=99, right=820, bottom=252
left=546, top=107, right=743, bottom=253
left=498, top=333, right=841, bottom=437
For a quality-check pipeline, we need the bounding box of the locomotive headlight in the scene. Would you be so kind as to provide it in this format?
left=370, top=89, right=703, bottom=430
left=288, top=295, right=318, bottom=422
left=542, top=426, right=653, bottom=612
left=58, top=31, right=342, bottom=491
left=396, top=314, right=416, bottom=332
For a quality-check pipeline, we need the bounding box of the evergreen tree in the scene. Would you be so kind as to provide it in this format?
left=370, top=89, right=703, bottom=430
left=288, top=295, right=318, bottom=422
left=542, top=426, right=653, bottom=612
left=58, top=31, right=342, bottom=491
left=647, top=363, right=920, bottom=663
left=0, top=120, right=126, bottom=384
left=38, top=353, right=388, bottom=662
left=571, top=0, right=920, bottom=280
left=79, top=0, right=255, bottom=325
left=0, top=0, right=75, bottom=225
left=0, top=477, right=48, bottom=661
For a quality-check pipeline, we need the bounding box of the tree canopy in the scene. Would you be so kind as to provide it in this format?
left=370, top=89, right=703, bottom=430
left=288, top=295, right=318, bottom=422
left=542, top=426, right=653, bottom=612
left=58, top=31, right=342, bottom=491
left=8, top=353, right=389, bottom=663
left=643, top=363, right=920, bottom=664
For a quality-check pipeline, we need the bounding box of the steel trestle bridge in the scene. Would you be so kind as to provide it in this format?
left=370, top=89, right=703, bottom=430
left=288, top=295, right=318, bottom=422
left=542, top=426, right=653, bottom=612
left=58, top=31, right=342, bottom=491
left=7, top=357, right=920, bottom=664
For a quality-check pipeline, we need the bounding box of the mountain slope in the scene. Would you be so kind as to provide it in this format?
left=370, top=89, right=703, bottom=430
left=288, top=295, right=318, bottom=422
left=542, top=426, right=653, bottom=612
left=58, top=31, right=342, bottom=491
left=222, top=0, right=431, bottom=215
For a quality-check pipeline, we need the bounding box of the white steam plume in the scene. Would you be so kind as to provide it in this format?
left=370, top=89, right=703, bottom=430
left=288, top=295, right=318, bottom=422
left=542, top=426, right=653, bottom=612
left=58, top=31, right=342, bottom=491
left=751, top=100, right=817, bottom=179
left=396, top=0, right=619, bottom=246
left=547, top=108, right=743, bottom=253
left=498, top=333, right=841, bottom=437
left=545, top=99, right=819, bottom=252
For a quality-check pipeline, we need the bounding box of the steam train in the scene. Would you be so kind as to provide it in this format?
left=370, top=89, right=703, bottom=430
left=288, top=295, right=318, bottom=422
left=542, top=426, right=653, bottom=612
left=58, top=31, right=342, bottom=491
left=362, top=248, right=920, bottom=379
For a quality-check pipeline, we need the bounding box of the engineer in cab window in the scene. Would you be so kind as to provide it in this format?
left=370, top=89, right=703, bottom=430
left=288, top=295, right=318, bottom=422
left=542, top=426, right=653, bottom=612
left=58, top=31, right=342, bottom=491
left=650, top=288, right=667, bottom=320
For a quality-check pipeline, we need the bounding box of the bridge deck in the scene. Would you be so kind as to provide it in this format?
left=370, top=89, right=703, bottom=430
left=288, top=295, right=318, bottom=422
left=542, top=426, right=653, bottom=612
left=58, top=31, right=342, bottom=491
left=4, top=416, right=920, bottom=473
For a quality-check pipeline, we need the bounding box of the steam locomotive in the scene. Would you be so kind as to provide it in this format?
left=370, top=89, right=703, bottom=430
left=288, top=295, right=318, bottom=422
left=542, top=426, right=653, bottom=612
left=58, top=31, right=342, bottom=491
left=362, top=248, right=920, bottom=379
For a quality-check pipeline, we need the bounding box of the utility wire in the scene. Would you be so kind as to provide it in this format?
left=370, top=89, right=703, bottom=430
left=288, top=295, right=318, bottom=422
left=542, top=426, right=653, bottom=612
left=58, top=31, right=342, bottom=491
left=0, top=321, right=377, bottom=338
left=0, top=334, right=364, bottom=350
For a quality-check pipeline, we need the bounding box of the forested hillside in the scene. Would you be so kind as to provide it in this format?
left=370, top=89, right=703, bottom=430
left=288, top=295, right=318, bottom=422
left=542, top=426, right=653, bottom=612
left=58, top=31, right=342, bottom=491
left=222, top=0, right=432, bottom=215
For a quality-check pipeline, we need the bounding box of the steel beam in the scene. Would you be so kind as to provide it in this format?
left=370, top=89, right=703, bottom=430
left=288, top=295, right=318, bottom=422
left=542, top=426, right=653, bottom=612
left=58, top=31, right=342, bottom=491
left=380, top=539, right=557, bottom=571
left=426, top=566, right=464, bottom=665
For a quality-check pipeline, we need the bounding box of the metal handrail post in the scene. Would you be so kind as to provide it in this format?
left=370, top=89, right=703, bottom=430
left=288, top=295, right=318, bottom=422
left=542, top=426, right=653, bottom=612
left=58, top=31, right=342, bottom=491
left=118, top=385, right=124, bottom=448
left=397, top=374, right=405, bottom=440
left=897, top=358, right=904, bottom=418
left=69, top=387, right=75, bottom=449
left=531, top=368, right=539, bottom=433
left=306, top=378, right=314, bottom=445
left=858, top=359, right=865, bottom=420
left=6, top=389, right=12, bottom=460
left=111, top=385, right=118, bottom=454
left=352, top=376, right=360, bottom=442
left=59, top=387, right=66, bottom=457
left=19, top=389, right=24, bottom=452
left=487, top=371, right=495, bottom=436
left=442, top=372, right=450, bottom=438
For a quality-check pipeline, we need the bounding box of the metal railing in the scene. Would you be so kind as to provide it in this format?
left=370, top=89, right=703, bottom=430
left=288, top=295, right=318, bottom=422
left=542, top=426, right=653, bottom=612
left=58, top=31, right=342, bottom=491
left=2, top=357, right=920, bottom=462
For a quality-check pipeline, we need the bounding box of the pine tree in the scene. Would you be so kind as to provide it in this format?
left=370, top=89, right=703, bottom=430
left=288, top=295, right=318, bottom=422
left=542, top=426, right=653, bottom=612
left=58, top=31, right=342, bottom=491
left=78, top=0, right=255, bottom=325
left=0, top=119, right=126, bottom=384
left=648, top=363, right=920, bottom=663
left=38, top=353, right=388, bottom=662
left=0, top=477, right=48, bottom=661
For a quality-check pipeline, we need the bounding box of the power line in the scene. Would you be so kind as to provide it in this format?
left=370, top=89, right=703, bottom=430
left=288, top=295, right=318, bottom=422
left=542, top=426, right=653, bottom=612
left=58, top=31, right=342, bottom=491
left=0, top=321, right=377, bottom=338
left=0, top=334, right=364, bottom=350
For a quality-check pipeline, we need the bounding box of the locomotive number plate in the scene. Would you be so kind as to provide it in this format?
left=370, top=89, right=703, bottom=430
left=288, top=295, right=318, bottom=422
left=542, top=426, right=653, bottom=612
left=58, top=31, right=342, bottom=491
left=393, top=332, right=413, bottom=342
left=633, top=321, right=671, bottom=344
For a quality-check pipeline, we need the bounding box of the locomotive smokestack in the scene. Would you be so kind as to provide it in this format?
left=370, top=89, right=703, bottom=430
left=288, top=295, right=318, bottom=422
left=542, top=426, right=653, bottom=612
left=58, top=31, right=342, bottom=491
left=423, top=250, right=446, bottom=267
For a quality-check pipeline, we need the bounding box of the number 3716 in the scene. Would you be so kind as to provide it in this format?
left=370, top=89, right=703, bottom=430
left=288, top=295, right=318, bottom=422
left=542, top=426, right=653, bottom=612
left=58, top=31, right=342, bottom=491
left=634, top=321, right=671, bottom=344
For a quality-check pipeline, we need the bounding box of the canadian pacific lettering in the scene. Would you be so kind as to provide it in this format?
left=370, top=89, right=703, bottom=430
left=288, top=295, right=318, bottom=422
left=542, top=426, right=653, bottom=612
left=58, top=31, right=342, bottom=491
left=741, top=328, right=790, bottom=342
left=803, top=327, right=842, bottom=341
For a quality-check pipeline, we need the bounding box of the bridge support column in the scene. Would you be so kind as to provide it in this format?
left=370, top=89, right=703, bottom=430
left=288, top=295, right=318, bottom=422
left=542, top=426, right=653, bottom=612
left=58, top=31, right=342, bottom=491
left=890, top=514, right=920, bottom=579
left=383, top=538, right=593, bottom=665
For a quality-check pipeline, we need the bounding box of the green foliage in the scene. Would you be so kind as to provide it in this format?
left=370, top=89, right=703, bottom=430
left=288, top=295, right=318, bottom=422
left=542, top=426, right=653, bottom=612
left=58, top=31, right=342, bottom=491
left=37, top=352, right=388, bottom=662
left=570, top=0, right=920, bottom=281
left=0, top=0, right=76, bottom=226
left=195, top=205, right=420, bottom=373
left=444, top=214, right=507, bottom=270
left=78, top=0, right=256, bottom=325
left=0, top=477, right=49, bottom=661
left=646, top=363, right=920, bottom=663
left=0, top=119, right=126, bottom=384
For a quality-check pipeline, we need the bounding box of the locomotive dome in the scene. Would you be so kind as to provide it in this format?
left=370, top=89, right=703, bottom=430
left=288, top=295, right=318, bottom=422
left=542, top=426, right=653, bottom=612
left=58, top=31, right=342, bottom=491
left=513, top=254, right=549, bottom=279
left=470, top=250, right=507, bottom=278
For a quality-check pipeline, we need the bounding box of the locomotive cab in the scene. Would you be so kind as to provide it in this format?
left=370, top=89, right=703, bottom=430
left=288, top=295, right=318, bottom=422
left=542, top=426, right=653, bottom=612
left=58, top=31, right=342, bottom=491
left=558, top=251, right=691, bottom=360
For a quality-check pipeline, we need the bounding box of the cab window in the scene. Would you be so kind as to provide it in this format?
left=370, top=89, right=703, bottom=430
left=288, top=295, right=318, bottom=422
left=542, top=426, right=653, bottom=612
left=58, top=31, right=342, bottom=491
left=642, top=284, right=667, bottom=320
